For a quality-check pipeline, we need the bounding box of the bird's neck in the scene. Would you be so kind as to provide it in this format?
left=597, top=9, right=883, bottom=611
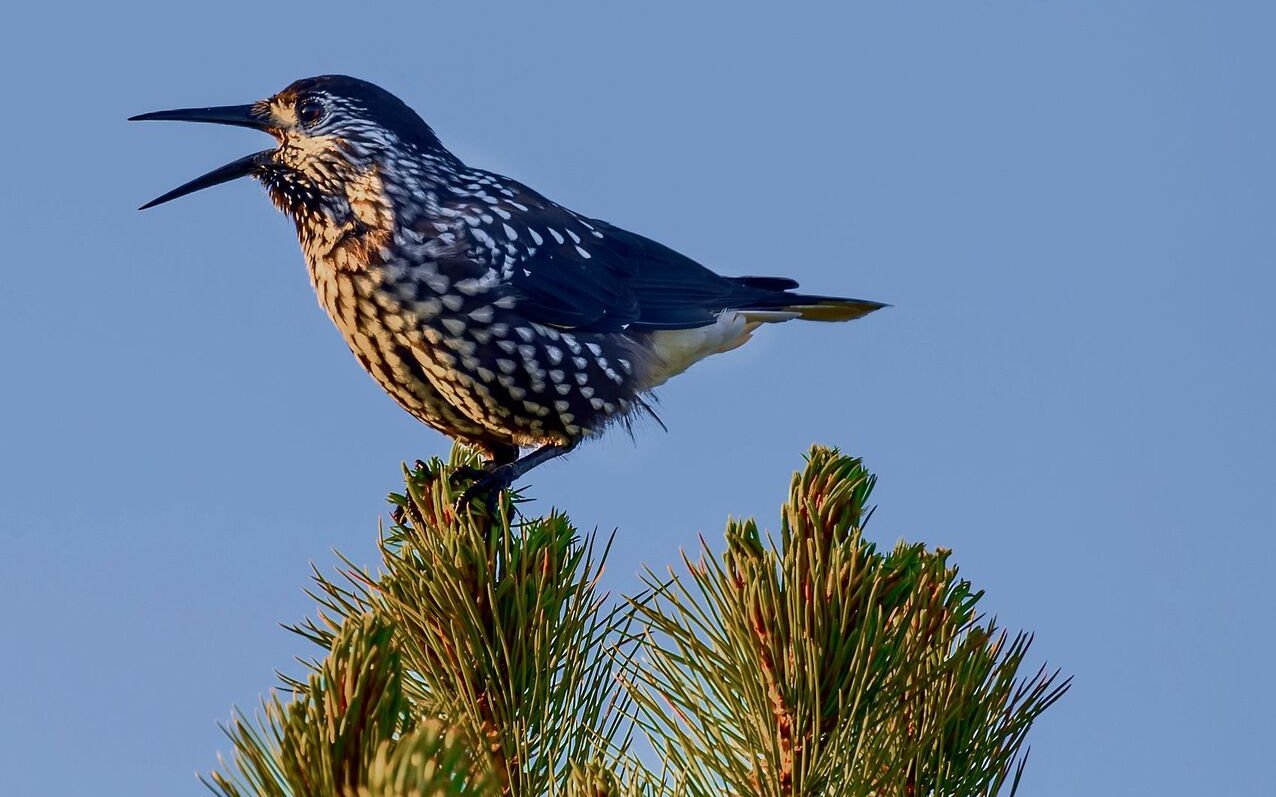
left=290, top=146, right=472, bottom=246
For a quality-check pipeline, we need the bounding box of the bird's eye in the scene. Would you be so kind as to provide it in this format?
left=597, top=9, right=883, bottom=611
left=297, top=99, right=325, bottom=126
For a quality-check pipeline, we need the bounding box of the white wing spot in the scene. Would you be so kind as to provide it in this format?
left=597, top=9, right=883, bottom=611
left=455, top=279, right=483, bottom=296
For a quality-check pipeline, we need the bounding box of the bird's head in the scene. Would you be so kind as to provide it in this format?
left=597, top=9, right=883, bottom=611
left=132, top=75, right=452, bottom=247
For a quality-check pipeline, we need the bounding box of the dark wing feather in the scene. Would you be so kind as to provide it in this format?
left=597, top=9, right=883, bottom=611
left=496, top=210, right=789, bottom=332
left=452, top=172, right=857, bottom=332
left=498, top=210, right=642, bottom=331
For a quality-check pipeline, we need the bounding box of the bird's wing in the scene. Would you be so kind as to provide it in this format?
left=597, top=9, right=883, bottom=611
left=444, top=176, right=808, bottom=333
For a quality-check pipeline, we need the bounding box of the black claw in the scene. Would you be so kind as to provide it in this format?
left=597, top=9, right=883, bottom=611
left=448, top=465, right=491, bottom=485
left=455, top=467, right=515, bottom=514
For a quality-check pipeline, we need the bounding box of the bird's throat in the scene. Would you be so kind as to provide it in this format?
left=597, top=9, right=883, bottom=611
left=282, top=164, right=396, bottom=270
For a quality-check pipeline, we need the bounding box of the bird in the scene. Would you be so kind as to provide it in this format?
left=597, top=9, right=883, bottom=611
left=131, top=75, right=884, bottom=502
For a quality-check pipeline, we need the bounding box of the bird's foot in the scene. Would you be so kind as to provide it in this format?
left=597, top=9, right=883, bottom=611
left=447, top=465, right=491, bottom=486
left=392, top=459, right=482, bottom=526
left=454, top=465, right=516, bottom=516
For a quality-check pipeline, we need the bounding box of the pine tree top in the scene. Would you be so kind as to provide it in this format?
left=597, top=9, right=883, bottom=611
left=204, top=445, right=1068, bottom=797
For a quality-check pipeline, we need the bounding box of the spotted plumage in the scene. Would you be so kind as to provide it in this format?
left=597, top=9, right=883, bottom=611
left=133, top=75, right=885, bottom=496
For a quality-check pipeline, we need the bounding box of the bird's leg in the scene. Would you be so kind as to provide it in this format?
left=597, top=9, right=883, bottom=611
left=488, top=443, right=521, bottom=466
left=449, top=442, right=520, bottom=485
left=456, top=440, right=579, bottom=508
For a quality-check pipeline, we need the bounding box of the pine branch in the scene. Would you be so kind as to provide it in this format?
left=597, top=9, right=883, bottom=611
left=202, top=444, right=1066, bottom=797
left=205, top=446, right=641, bottom=796
left=203, top=613, right=444, bottom=797
left=625, top=446, right=1069, bottom=796
left=375, top=451, right=639, bottom=793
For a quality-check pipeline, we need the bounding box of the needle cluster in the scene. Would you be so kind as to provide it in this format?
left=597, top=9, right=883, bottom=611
left=203, top=446, right=1066, bottom=797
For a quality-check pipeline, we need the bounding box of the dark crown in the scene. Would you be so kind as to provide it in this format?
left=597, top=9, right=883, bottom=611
left=286, top=74, right=445, bottom=152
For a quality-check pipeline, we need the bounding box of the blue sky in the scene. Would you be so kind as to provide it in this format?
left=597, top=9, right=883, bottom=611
left=2, top=2, right=1272, bottom=794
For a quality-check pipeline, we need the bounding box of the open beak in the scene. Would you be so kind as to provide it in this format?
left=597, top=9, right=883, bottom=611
left=129, top=103, right=275, bottom=210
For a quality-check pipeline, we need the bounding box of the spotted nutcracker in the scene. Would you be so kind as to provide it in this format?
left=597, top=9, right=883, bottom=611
left=132, top=75, right=884, bottom=499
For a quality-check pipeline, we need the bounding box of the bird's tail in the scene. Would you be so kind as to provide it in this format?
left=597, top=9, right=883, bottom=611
left=781, top=294, right=888, bottom=322
left=730, top=275, right=887, bottom=324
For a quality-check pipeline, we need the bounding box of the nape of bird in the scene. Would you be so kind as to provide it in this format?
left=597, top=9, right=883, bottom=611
left=131, top=75, right=884, bottom=503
